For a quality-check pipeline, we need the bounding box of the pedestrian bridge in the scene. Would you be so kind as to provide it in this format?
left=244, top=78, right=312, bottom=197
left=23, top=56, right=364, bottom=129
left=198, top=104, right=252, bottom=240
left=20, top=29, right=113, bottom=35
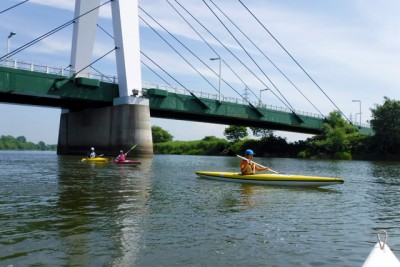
left=0, top=63, right=372, bottom=135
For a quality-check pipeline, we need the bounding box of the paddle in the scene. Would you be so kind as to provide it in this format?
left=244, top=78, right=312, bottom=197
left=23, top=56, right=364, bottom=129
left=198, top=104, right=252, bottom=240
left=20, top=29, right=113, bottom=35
left=125, top=144, right=137, bottom=155
left=114, top=144, right=137, bottom=162
left=236, top=154, right=279, bottom=174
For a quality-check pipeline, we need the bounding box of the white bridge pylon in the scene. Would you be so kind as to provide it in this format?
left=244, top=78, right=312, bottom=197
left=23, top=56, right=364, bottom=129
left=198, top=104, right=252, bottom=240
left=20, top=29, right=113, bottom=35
left=70, top=0, right=142, bottom=99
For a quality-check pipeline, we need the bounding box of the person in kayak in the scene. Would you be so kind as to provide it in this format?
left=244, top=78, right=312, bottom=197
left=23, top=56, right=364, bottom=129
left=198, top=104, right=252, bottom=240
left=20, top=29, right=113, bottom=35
left=240, top=149, right=269, bottom=175
left=115, top=150, right=127, bottom=162
left=87, top=147, right=96, bottom=158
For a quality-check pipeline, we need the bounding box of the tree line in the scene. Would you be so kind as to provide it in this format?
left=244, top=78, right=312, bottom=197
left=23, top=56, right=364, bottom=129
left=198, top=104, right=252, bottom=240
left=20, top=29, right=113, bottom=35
left=0, top=135, right=56, bottom=151
left=153, top=97, right=400, bottom=160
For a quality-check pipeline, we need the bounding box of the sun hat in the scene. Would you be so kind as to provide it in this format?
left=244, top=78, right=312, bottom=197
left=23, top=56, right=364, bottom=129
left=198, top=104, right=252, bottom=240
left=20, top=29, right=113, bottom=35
left=245, top=149, right=255, bottom=156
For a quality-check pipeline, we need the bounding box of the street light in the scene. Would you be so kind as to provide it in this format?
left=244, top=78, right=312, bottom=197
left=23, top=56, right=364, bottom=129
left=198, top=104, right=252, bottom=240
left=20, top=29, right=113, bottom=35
left=7, top=31, right=16, bottom=62
left=210, top=57, right=221, bottom=101
left=352, top=100, right=361, bottom=125
left=259, top=88, right=269, bottom=105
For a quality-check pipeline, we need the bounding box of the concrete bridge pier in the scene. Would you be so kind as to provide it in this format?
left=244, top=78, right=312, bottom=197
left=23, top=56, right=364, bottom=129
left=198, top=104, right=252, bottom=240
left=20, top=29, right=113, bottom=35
left=57, top=97, right=153, bottom=157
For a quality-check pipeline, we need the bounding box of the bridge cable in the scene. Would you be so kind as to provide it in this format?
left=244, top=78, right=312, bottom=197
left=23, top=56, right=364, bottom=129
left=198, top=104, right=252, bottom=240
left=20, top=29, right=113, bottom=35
left=142, top=51, right=256, bottom=110
left=141, top=51, right=203, bottom=100
left=238, top=0, right=351, bottom=123
left=0, top=0, right=29, bottom=15
left=209, top=0, right=326, bottom=119
left=140, top=6, right=260, bottom=106
left=174, top=0, right=295, bottom=113
left=57, top=64, right=71, bottom=75
left=139, top=11, right=219, bottom=95
left=96, top=23, right=114, bottom=40
left=203, top=0, right=297, bottom=114
left=174, top=0, right=269, bottom=102
left=165, top=0, right=264, bottom=104
left=141, top=60, right=175, bottom=88
left=90, top=66, right=114, bottom=83
left=73, top=48, right=116, bottom=78
left=141, top=5, right=250, bottom=101
left=0, top=0, right=111, bottom=62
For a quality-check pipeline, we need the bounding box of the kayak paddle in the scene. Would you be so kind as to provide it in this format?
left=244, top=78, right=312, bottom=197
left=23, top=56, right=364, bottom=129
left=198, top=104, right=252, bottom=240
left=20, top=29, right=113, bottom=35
left=236, top=154, right=278, bottom=174
left=125, top=144, right=137, bottom=155
left=114, top=145, right=137, bottom=162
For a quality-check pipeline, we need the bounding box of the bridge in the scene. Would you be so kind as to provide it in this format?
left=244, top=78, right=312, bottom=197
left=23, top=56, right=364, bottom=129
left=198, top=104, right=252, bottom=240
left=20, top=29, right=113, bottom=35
left=0, top=1, right=372, bottom=156
left=0, top=62, right=372, bottom=136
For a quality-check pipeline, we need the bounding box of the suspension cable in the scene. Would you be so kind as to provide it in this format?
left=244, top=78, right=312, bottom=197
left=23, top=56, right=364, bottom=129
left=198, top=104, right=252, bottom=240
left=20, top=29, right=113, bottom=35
left=96, top=23, right=114, bottom=39
left=165, top=0, right=262, bottom=102
left=74, top=47, right=116, bottom=77
left=0, top=0, right=112, bottom=62
left=0, top=0, right=29, bottom=15
left=141, top=4, right=263, bottom=106
left=209, top=0, right=326, bottom=119
left=203, top=0, right=296, bottom=113
left=238, top=0, right=350, bottom=122
left=141, top=51, right=199, bottom=98
left=141, top=60, right=174, bottom=88
left=139, top=12, right=219, bottom=94
left=174, top=0, right=294, bottom=112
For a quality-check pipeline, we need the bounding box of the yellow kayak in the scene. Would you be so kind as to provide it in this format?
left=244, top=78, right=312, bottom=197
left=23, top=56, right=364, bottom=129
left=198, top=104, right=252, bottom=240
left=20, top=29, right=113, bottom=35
left=195, top=171, right=344, bottom=187
left=81, top=157, right=109, bottom=163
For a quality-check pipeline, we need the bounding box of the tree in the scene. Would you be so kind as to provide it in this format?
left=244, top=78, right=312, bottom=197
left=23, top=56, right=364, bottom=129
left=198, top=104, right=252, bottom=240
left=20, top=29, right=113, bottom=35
left=37, top=141, right=47, bottom=151
left=370, top=97, right=400, bottom=153
left=250, top=127, right=273, bottom=140
left=152, top=125, right=173, bottom=143
left=223, top=125, right=248, bottom=143
left=306, top=110, right=362, bottom=158
left=16, top=136, right=26, bottom=143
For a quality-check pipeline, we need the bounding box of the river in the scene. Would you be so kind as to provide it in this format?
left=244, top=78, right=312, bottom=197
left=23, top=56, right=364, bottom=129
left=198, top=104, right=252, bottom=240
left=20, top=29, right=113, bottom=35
left=1, top=151, right=400, bottom=266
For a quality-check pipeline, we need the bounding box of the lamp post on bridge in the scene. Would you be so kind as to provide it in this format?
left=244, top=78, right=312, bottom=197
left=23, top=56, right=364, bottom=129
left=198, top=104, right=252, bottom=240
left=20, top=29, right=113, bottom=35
left=7, top=31, right=16, bottom=61
left=210, top=57, right=221, bottom=102
left=352, top=100, right=361, bottom=125
left=259, top=88, right=269, bottom=105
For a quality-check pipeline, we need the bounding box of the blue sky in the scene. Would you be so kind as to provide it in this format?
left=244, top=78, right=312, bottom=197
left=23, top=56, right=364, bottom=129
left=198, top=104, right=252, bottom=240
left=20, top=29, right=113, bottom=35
left=1, top=0, right=400, bottom=144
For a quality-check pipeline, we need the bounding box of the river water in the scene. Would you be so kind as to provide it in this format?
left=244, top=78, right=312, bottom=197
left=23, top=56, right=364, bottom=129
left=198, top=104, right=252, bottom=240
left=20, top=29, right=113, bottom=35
left=1, top=151, right=400, bottom=266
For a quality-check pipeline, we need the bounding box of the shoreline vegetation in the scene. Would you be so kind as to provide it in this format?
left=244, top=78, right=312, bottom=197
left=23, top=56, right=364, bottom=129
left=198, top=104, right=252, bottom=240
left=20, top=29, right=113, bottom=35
left=0, top=135, right=56, bottom=151
left=154, top=97, right=400, bottom=161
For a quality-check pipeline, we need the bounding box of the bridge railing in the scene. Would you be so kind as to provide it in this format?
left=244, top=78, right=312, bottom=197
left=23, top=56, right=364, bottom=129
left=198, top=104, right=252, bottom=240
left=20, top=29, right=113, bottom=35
left=142, top=82, right=326, bottom=119
left=0, top=58, right=118, bottom=83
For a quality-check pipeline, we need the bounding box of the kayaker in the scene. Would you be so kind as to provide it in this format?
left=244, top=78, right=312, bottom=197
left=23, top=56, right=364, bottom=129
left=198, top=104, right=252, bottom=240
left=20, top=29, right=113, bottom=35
left=87, top=147, right=96, bottom=158
left=240, top=149, right=269, bottom=175
left=115, top=150, right=127, bottom=162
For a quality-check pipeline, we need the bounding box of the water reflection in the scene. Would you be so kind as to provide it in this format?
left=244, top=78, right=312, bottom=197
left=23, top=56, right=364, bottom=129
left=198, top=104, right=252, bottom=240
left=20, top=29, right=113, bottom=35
left=3, top=152, right=400, bottom=266
left=55, top=156, right=153, bottom=266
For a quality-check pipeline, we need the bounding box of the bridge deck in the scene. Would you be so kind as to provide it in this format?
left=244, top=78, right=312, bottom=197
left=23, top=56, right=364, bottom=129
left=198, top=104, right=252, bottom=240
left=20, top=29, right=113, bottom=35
left=0, top=65, right=373, bottom=135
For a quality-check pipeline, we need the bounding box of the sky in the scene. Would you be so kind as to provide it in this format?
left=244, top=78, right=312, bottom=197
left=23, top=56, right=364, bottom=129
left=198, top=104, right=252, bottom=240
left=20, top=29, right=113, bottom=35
left=1, top=0, right=400, bottom=144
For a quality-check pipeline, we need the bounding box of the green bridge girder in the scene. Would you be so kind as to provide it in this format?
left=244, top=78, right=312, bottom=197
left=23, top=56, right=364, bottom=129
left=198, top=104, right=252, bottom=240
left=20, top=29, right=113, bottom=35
left=0, top=66, right=373, bottom=135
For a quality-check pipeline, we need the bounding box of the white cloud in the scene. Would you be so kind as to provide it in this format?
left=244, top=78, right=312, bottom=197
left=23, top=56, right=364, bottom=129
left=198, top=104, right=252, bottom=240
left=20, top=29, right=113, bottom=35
left=29, top=0, right=74, bottom=11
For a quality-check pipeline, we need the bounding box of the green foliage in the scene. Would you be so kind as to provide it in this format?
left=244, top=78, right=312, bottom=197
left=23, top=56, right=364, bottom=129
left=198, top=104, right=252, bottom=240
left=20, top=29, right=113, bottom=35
left=370, top=97, right=400, bottom=154
left=225, top=133, right=293, bottom=157
left=297, top=150, right=309, bottom=158
left=152, top=125, right=174, bottom=143
left=223, top=125, right=248, bottom=142
left=153, top=136, right=229, bottom=155
left=304, top=111, right=363, bottom=159
left=250, top=127, right=273, bottom=140
left=333, top=151, right=352, bottom=160
left=0, top=135, right=56, bottom=150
